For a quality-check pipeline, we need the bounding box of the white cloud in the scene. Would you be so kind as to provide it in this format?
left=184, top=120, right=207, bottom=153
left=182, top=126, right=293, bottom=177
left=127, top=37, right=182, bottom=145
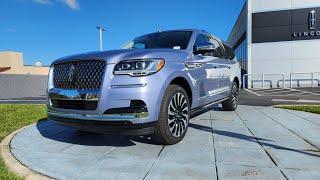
left=61, top=0, right=80, bottom=10
left=6, top=28, right=17, bottom=33
left=34, top=0, right=53, bottom=5
left=33, top=0, right=80, bottom=10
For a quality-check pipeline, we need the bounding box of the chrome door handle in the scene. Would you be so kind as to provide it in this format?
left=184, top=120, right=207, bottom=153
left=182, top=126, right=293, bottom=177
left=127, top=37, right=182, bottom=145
left=185, top=63, right=203, bottom=69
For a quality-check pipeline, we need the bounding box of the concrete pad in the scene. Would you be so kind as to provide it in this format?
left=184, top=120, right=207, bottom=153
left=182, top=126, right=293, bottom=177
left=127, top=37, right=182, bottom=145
left=191, top=111, right=211, bottom=120
left=214, top=134, right=262, bottom=149
left=145, top=120, right=216, bottom=180
left=11, top=148, right=103, bottom=179
left=305, top=136, right=320, bottom=148
left=210, top=110, right=239, bottom=121
left=258, top=107, right=320, bottom=148
left=11, top=133, right=78, bottom=153
left=267, top=149, right=320, bottom=169
left=282, top=168, right=320, bottom=180
left=79, top=143, right=162, bottom=180
left=218, top=164, right=286, bottom=180
left=14, top=122, right=71, bottom=138
left=215, top=147, right=275, bottom=168
left=285, top=109, right=320, bottom=126
left=6, top=105, right=320, bottom=179
left=261, top=135, right=318, bottom=151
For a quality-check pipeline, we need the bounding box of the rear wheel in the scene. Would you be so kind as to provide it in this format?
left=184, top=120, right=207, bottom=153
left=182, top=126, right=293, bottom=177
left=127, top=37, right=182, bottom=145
left=222, top=81, right=239, bottom=111
left=154, top=85, right=190, bottom=145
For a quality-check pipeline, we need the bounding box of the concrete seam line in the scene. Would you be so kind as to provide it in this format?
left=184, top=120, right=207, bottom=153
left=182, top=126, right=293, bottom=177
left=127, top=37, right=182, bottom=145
left=0, top=124, right=52, bottom=180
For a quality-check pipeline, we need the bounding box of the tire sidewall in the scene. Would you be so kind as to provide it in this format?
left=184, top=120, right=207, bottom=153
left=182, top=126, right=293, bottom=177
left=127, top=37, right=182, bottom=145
left=231, top=82, right=239, bottom=108
left=158, top=85, right=190, bottom=144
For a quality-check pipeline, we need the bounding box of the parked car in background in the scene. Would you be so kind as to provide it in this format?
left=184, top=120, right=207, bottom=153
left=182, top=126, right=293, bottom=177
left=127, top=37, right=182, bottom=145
left=47, top=29, right=241, bottom=144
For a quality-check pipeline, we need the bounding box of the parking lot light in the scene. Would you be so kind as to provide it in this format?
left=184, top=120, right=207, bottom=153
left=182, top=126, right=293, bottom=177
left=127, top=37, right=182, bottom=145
left=96, top=26, right=105, bottom=51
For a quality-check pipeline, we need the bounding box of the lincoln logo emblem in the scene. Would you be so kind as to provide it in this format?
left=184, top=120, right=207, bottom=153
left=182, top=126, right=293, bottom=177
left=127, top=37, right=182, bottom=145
left=293, top=9, right=320, bottom=38
left=309, top=10, right=317, bottom=30
left=68, top=64, right=76, bottom=82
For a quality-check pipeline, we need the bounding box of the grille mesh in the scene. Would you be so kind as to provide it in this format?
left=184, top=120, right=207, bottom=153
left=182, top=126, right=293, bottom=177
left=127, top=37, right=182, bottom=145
left=53, top=60, right=105, bottom=90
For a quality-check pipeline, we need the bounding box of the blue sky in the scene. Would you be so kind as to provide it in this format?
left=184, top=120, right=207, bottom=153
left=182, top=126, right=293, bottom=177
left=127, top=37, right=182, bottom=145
left=0, top=0, right=245, bottom=66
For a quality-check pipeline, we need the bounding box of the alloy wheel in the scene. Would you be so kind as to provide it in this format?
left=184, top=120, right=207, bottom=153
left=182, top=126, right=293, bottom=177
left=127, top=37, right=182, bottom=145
left=167, top=92, right=189, bottom=137
left=231, top=84, right=239, bottom=106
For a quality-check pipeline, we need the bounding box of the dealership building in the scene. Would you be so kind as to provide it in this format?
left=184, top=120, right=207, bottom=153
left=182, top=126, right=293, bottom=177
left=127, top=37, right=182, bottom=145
left=227, top=0, right=320, bottom=88
left=0, top=51, right=49, bottom=75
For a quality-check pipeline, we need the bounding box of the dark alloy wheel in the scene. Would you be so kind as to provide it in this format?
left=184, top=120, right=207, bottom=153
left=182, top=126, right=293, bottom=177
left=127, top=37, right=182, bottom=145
left=154, top=85, right=190, bottom=145
left=167, top=92, right=189, bottom=137
left=222, top=81, right=239, bottom=111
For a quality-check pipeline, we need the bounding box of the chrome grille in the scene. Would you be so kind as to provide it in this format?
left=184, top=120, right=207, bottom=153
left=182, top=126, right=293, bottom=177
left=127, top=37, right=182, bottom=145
left=53, top=60, right=105, bottom=90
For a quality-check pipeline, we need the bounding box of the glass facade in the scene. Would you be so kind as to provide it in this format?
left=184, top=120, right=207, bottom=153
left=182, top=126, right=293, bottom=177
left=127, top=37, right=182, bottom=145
left=234, top=36, right=248, bottom=76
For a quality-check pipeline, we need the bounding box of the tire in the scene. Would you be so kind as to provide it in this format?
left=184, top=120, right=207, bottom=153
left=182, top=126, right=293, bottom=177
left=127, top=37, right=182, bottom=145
left=222, top=81, right=239, bottom=111
left=154, top=85, right=190, bottom=145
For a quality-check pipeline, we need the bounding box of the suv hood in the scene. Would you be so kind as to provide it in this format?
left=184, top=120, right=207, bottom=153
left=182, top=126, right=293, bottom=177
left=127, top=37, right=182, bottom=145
left=53, top=49, right=189, bottom=64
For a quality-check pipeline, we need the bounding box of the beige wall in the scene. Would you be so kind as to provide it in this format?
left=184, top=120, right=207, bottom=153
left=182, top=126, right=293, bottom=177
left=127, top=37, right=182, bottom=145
left=0, top=51, right=49, bottom=75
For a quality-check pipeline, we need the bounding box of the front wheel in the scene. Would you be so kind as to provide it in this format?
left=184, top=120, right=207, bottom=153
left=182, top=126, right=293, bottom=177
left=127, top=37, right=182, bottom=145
left=222, top=81, right=239, bottom=111
left=154, top=85, right=190, bottom=145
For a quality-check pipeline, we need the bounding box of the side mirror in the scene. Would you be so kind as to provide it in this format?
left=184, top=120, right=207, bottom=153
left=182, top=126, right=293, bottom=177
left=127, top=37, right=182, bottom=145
left=194, top=43, right=216, bottom=55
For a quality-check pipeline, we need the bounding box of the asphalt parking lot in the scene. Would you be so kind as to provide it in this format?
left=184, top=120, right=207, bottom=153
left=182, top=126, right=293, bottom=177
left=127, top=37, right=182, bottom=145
left=240, top=87, right=320, bottom=106
left=10, top=105, right=320, bottom=179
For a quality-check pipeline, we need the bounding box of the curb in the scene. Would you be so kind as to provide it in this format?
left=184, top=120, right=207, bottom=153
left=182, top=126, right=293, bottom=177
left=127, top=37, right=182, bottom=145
left=0, top=124, right=51, bottom=180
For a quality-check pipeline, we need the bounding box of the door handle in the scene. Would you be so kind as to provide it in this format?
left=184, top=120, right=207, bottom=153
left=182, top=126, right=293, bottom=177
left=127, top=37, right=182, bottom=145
left=185, top=63, right=203, bottom=69
left=219, top=65, right=231, bottom=69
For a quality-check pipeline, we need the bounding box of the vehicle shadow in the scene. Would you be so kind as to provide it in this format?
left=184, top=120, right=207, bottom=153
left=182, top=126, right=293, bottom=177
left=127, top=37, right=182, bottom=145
left=36, top=105, right=222, bottom=147
left=36, top=120, right=162, bottom=147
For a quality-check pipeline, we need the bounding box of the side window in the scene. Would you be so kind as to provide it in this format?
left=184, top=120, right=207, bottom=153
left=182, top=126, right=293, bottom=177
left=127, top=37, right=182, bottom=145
left=209, top=38, right=224, bottom=58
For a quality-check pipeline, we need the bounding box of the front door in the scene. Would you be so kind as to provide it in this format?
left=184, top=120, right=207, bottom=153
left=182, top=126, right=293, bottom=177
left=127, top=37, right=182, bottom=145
left=188, top=34, right=225, bottom=106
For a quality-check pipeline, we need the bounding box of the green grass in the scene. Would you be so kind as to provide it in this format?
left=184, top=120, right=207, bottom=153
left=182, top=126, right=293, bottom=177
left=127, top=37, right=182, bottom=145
left=0, top=104, right=46, bottom=180
left=277, top=105, right=320, bottom=114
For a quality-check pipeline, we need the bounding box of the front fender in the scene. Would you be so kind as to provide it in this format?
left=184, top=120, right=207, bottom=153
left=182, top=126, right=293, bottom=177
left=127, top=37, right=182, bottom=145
left=155, top=64, right=198, bottom=112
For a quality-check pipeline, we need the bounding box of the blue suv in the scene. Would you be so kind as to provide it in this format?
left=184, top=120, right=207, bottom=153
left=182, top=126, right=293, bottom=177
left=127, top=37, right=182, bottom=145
left=47, top=29, right=241, bottom=144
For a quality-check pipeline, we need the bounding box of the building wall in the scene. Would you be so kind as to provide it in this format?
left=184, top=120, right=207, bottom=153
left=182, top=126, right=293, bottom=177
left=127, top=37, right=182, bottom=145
left=0, top=51, right=24, bottom=67
left=0, top=51, right=49, bottom=75
left=248, top=0, right=320, bottom=88
left=3, top=65, right=50, bottom=75
left=227, top=3, right=248, bottom=48
left=0, top=74, right=48, bottom=99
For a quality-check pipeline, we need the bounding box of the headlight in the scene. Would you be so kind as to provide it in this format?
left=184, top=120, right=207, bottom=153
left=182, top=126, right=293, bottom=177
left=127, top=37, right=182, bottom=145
left=114, top=59, right=165, bottom=76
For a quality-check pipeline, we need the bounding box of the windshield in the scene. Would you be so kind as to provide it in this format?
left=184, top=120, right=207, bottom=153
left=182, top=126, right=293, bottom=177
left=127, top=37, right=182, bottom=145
left=122, top=31, right=192, bottom=50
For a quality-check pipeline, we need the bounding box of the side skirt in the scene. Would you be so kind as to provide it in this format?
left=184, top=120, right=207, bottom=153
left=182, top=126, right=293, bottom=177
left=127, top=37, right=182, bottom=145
left=190, top=97, right=229, bottom=117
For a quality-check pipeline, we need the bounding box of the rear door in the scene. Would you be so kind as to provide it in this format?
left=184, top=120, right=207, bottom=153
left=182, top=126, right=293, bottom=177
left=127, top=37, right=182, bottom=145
left=221, top=43, right=236, bottom=97
left=208, top=38, right=232, bottom=98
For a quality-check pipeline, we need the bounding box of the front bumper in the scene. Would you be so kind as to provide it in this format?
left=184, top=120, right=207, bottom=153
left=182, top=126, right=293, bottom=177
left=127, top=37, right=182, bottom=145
left=48, top=111, right=155, bottom=135
left=47, top=63, right=168, bottom=126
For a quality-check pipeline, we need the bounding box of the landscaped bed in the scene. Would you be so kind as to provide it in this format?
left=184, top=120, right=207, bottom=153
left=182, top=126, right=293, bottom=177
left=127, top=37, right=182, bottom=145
left=0, top=104, right=46, bottom=180
left=276, top=105, right=320, bottom=115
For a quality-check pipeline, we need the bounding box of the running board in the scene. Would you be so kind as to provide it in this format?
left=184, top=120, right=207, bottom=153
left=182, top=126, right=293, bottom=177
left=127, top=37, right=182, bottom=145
left=191, top=97, right=229, bottom=115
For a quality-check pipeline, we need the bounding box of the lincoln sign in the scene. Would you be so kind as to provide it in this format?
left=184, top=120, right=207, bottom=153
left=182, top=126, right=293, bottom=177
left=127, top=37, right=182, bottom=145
left=293, top=10, right=319, bottom=38
left=252, top=7, right=320, bottom=43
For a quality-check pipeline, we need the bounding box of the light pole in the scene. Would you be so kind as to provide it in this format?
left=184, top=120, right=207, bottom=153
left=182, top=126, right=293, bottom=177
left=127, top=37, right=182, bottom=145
left=96, top=26, right=105, bottom=51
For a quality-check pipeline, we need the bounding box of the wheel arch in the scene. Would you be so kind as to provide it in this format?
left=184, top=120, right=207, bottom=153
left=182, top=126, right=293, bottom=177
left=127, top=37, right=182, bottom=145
left=169, top=77, right=193, bottom=106
left=233, top=76, right=240, bottom=88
